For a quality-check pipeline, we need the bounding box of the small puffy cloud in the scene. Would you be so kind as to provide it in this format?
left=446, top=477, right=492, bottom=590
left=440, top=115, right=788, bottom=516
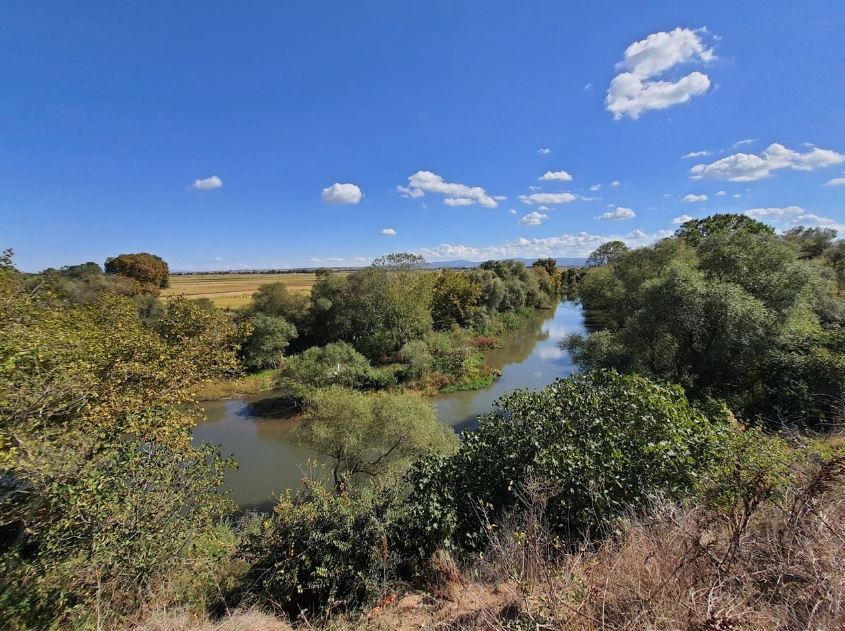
left=322, top=182, right=363, bottom=204
left=606, top=27, right=714, bottom=120
left=397, top=171, right=498, bottom=208
left=598, top=206, right=636, bottom=221
left=539, top=170, right=573, bottom=182
left=590, top=184, right=602, bottom=191
left=733, top=193, right=743, bottom=198
left=191, top=175, right=222, bottom=190
left=744, top=206, right=806, bottom=221
left=519, top=211, right=550, bottom=225
left=715, top=190, right=727, bottom=196
left=672, top=214, right=695, bottom=224
left=537, top=148, right=551, bottom=155
left=380, top=228, right=397, bottom=236
left=682, top=150, right=710, bottom=159
left=683, top=193, right=708, bottom=203
left=584, top=82, right=592, bottom=91
left=611, top=180, right=621, bottom=187
left=689, top=143, right=845, bottom=181
left=509, top=208, right=518, bottom=215
left=212, top=256, right=223, bottom=262
left=519, top=192, right=577, bottom=205
left=826, top=175, right=845, bottom=186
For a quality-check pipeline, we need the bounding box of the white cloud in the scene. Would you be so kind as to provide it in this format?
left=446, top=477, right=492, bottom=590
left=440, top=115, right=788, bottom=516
left=744, top=206, right=845, bottom=233
left=672, top=214, right=695, bottom=224
left=606, top=27, right=714, bottom=120
left=598, top=206, right=636, bottom=221
left=519, top=211, right=550, bottom=225
left=191, top=175, right=222, bottom=190
left=733, top=138, right=755, bottom=148
left=418, top=229, right=669, bottom=262
left=826, top=176, right=845, bottom=186
left=537, top=148, right=551, bottom=155
left=322, top=182, right=363, bottom=204
left=744, top=206, right=807, bottom=220
left=715, top=190, right=727, bottom=196
left=509, top=208, right=518, bottom=215
left=682, top=193, right=708, bottom=203
left=380, top=228, right=397, bottom=236
left=732, top=193, right=742, bottom=198
left=683, top=150, right=710, bottom=159
left=584, top=82, right=592, bottom=91
left=397, top=170, right=498, bottom=208
left=539, top=170, right=573, bottom=182
left=611, top=180, right=621, bottom=187
left=690, top=143, right=845, bottom=181
left=589, top=184, right=602, bottom=191
left=519, top=192, right=577, bottom=205
left=212, top=256, right=223, bottom=262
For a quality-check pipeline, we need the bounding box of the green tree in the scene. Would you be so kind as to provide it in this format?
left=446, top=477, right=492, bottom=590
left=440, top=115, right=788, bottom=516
left=783, top=226, right=837, bottom=260
left=675, top=213, right=774, bottom=247
left=0, top=267, right=238, bottom=628
left=251, top=281, right=309, bottom=327
left=431, top=269, right=480, bottom=329
left=585, top=240, right=629, bottom=267
left=241, top=314, right=297, bottom=370
left=295, top=386, right=458, bottom=491
left=276, top=341, right=389, bottom=394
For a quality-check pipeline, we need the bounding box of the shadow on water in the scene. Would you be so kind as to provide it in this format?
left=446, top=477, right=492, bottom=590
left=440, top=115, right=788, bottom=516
left=195, top=301, right=588, bottom=507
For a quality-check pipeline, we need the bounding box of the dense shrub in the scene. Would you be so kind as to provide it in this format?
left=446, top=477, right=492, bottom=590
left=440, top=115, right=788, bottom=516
left=240, top=314, right=297, bottom=370
left=401, top=370, right=728, bottom=554
left=237, top=481, right=396, bottom=615
left=275, top=342, right=388, bottom=394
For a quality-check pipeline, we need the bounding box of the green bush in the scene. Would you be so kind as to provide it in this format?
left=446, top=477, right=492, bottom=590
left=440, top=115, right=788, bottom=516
left=237, top=481, right=396, bottom=615
left=400, top=339, right=434, bottom=381
left=276, top=341, right=388, bottom=394
left=403, top=370, right=728, bottom=553
left=240, top=313, right=297, bottom=370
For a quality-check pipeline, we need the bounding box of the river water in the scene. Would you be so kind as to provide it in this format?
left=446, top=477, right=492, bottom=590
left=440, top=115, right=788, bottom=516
left=193, top=302, right=586, bottom=509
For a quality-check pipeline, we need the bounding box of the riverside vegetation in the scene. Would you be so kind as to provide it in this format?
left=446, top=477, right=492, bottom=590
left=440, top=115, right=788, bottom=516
left=1, top=215, right=844, bottom=630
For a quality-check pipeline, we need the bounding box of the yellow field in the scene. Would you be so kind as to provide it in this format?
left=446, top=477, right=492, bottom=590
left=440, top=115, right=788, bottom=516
left=162, top=273, right=321, bottom=309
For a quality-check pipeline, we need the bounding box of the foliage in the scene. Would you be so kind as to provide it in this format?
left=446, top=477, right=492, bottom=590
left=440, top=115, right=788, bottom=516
left=783, top=226, right=838, bottom=260
left=104, top=252, right=169, bottom=291
left=0, top=265, right=239, bottom=628
left=294, top=386, right=458, bottom=490
left=237, top=480, right=395, bottom=615
left=240, top=314, right=297, bottom=371
left=431, top=269, right=480, bottom=329
left=585, top=240, right=628, bottom=267
left=275, top=342, right=390, bottom=395
left=568, top=215, right=844, bottom=426
left=250, top=281, right=309, bottom=328
left=402, top=371, right=728, bottom=554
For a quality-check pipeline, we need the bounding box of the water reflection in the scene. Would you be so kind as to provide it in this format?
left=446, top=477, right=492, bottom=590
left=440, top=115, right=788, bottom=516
left=195, top=301, right=587, bottom=505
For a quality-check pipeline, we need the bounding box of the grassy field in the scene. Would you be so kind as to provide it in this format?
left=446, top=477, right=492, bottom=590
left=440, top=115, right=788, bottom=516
left=163, top=273, right=322, bottom=309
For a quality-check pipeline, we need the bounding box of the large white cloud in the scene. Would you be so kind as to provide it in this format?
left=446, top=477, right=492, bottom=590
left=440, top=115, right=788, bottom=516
left=397, top=171, right=498, bottom=208
left=539, top=170, right=573, bottom=182
left=322, top=182, right=363, bottom=204
left=418, top=229, right=671, bottom=262
left=519, top=192, right=577, bottom=205
left=519, top=211, right=550, bottom=225
left=598, top=206, right=636, bottom=220
left=672, top=214, right=695, bottom=224
left=191, top=175, right=223, bottom=190
left=690, top=143, right=845, bottom=181
left=606, top=27, right=714, bottom=120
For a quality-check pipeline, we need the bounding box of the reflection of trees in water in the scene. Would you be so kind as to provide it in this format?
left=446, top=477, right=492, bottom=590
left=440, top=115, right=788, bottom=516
left=485, top=306, right=556, bottom=369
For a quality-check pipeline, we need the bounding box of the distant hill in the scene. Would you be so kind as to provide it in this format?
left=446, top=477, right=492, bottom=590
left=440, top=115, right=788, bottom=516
left=429, top=257, right=585, bottom=269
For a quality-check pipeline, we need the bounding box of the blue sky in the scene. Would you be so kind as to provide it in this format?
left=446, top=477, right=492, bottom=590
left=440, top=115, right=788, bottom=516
left=2, top=1, right=844, bottom=271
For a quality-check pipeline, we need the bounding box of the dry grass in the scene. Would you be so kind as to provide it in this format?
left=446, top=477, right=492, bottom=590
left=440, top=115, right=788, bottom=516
left=131, top=609, right=292, bottom=631
left=162, top=273, right=327, bottom=309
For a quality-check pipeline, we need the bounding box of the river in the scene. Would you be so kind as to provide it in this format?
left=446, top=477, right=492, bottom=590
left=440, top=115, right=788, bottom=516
left=193, top=301, right=586, bottom=509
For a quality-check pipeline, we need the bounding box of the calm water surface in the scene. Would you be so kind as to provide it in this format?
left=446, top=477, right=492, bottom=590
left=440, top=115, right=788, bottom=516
left=194, top=302, right=587, bottom=508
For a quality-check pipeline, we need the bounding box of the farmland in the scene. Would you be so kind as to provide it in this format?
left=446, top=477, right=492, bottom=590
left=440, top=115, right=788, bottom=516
left=162, top=273, right=323, bottom=309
